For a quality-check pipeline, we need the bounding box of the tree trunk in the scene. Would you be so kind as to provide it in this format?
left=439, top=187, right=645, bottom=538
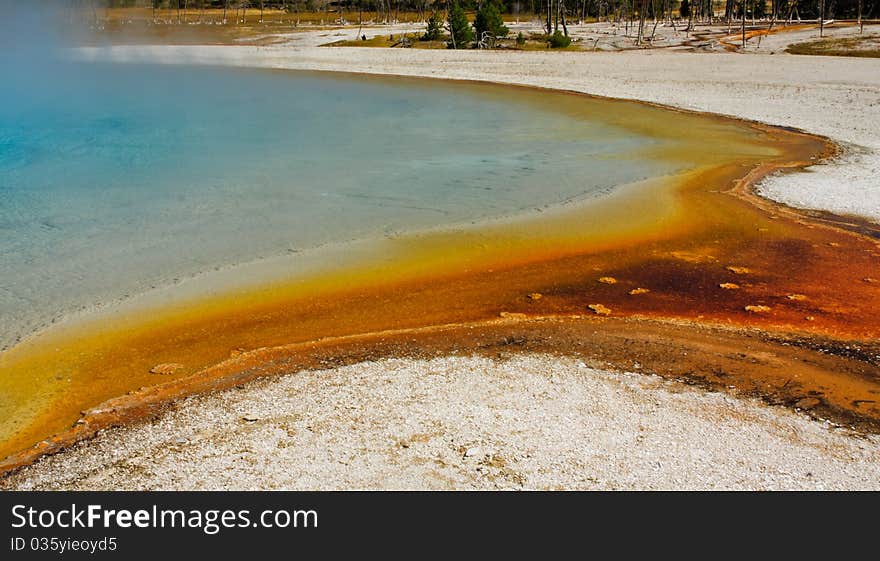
left=547, top=0, right=552, bottom=34
left=555, top=0, right=560, bottom=33
left=650, top=0, right=660, bottom=39
left=726, top=0, right=733, bottom=33
left=858, top=0, right=863, bottom=33
left=561, top=0, right=569, bottom=35
left=636, top=0, right=647, bottom=43
left=758, top=0, right=779, bottom=48
left=686, top=0, right=693, bottom=36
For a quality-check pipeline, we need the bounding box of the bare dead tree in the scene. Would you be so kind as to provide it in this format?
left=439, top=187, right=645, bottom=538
left=686, top=0, right=694, bottom=36
left=636, top=0, right=647, bottom=43
left=789, top=0, right=801, bottom=23
left=554, top=0, right=560, bottom=32
left=546, top=0, right=552, bottom=34
left=355, top=0, right=364, bottom=40
left=725, top=0, right=731, bottom=32
left=561, top=0, right=569, bottom=35
left=239, top=0, right=249, bottom=24
left=650, top=0, right=660, bottom=40
left=762, top=0, right=779, bottom=45
left=858, top=0, right=863, bottom=33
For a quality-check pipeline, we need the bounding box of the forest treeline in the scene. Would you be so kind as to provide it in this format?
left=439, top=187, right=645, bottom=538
left=77, top=0, right=878, bottom=21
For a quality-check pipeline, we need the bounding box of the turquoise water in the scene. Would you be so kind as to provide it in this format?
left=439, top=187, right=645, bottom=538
left=0, top=63, right=667, bottom=349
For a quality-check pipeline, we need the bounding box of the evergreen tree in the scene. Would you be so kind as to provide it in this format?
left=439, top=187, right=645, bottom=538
left=422, top=11, right=443, bottom=41
left=474, top=1, right=509, bottom=43
left=446, top=2, right=474, bottom=49
left=548, top=29, right=571, bottom=48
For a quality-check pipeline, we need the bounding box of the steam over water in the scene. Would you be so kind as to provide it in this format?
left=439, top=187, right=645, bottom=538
left=0, top=7, right=669, bottom=349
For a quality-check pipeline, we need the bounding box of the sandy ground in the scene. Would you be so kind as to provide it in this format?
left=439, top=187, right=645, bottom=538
left=270, top=20, right=870, bottom=53
left=5, top=355, right=878, bottom=491
left=9, top=32, right=876, bottom=490
left=746, top=22, right=877, bottom=52
left=78, top=27, right=880, bottom=222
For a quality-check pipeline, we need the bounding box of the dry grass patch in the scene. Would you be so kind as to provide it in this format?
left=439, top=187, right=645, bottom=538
left=787, top=34, right=880, bottom=58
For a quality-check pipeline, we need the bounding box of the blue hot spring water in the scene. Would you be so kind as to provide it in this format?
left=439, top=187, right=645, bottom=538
left=0, top=62, right=668, bottom=349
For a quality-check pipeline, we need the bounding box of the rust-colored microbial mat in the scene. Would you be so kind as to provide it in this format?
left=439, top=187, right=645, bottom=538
left=1, top=81, right=879, bottom=473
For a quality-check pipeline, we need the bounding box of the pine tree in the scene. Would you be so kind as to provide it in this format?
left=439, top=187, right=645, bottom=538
left=548, top=30, right=571, bottom=48
left=446, top=2, right=474, bottom=49
left=679, top=0, right=691, bottom=17
left=423, top=11, right=444, bottom=41
left=475, top=1, right=509, bottom=43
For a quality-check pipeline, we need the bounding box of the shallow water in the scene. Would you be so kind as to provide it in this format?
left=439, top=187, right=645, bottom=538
left=0, top=63, right=670, bottom=349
